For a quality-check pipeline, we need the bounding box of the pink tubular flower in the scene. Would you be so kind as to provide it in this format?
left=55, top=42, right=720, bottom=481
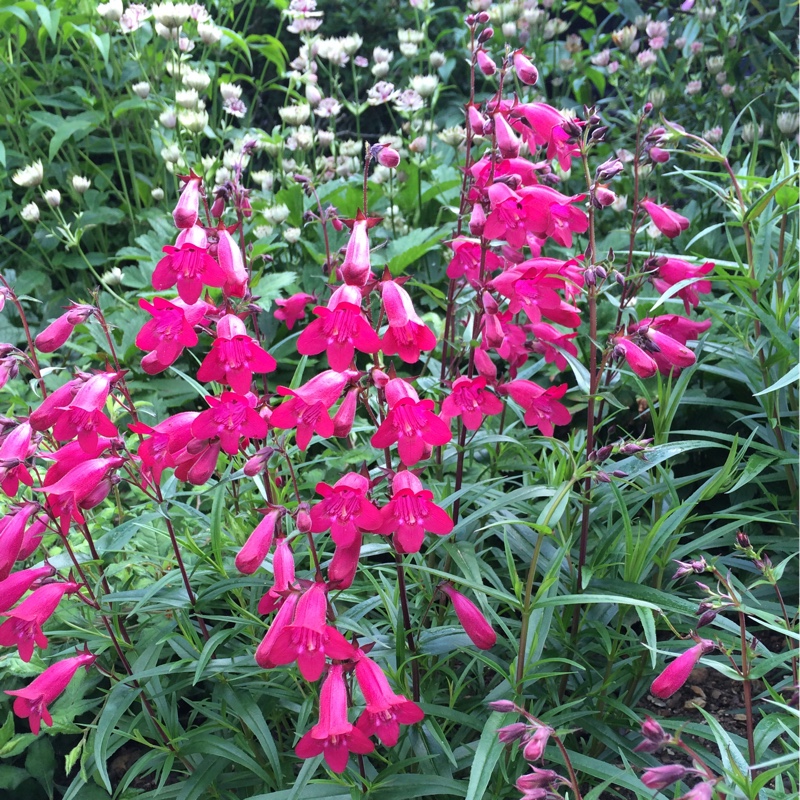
left=197, top=314, right=277, bottom=393
left=275, top=292, right=315, bottom=330
left=441, top=376, right=503, bottom=430
left=0, top=422, right=37, bottom=497
left=271, top=370, right=352, bottom=451
left=377, top=472, right=453, bottom=553
left=298, top=285, right=380, bottom=372
left=0, top=503, right=40, bottom=580
left=235, top=508, right=284, bottom=575
left=51, top=373, right=119, bottom=453
left=192, top=392, right=267, bottom=456
left=514, top=102, right=580, bottom=169
left=310, top=473, right=381, bottom=548
left=520, top=185, right=589, bottom=248
left=136, top=297, right=211, bottom=373
left=332, top=388, right=358, bottom=437
left=215, top=225, right=248, bottom=298
left=327, top=534, right=362, bottom=590
left=680, top=782, right=714, bottom=800
left=494, top=113, right=520, bottom=159
left=255, top=591, right=300, bottom=667
left=612, top=335, right=658, bottom=378
left=371, top=379, right=451, bottom=466
left=652, top=257, right=714, bottom=313
left=34, top=304, right=95, bottom=353
left=131, top=411, right=198, bottom=486
left=641, top=764, right=689, bottom=790
left=29, top=378, right=83, bottom=432
left=0, top=581, right=80, bottom=662
left=257, top=536, right=296, bottom=614
left=354, top=653, right=424, bottom=746
left=642, top=199, right=690, bottom=238
left=499, top=380, right=571, bottom=436
left=651, top=639, right=715, bottom=698
left=380, top=282, right=437, bottom=364
left=529, top=323, right=579, bottom=372
left=6, top=651, right=96, bottom=734
left=439, top=583, right=496, bottom=650
left=153, top=226, right=227, bottom=304
left=268, top=582, right=355, bottom=681
left=522, top=725, right=553, bottom=761
left=173, top=173, right=202, bottom=228
left=624, top=315, right=711, bottom=375
left=513, top=51, right=539, bottom=85
left=295, top=664, right=375, bottom=773
left=340, top=211, right=378, bottom=287
left=0, top=566, right=55, bottom=614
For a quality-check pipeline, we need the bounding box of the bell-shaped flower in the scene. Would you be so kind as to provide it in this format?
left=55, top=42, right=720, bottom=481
left=439, top=583, right=496, bottom=650
left=483, top=183, right=534, bottom=249
left=332, top=388, right=358, bottom=437
left=494, top=113, right=520, bottom=158
left=235, top=508, right=284, bottom=575
left=354, top=653, right=424, bottom=746
left=0, top=503, right=40, bottom=580
left=311, top=473, right=382, bottom=548
left=371, top=379, right=451, bottom=466
left=197, top=314, right=277, bottom=393
left=29, top=378, right=83, bottom=432
left=275, top=292, right=315, bottom=330
left=613, top=334, right=659, bottom=378
left=651, top=639, right=714, bottom=698
left=520, top=185, right=588, bottom=248
left=0, top=581, right=80, bottom=662
left=447, top=237, right=503, bottom=284
left=640, top=764, right=689, bottom=790
left=327, top=534, right=362, bottom=590
left=380, top=282, right=437, bottom=364
left=441, top=376, right=503, bottom=431
left=529, top=322, right=579, bottom=372
left=136, top=297, right=212, bottom=373
left=34, top=304, right=95, bottom=353
left=215, top=225, right=248, bottom=298
left=298, top=285, right=380, bottom=372
left=377, top=472, right=453, bottom=554
left=257, top=536, right=296, bottom=614
left=172, top=172, right=202, bottom=228
left=153, top=225, right=227, bottom=304
left=192, top=392, right=267, bottom=456
left=0, top=566, right=55, bottom=614
left=5, top=651, right=96, bottom=735
left=267, top=582, right=355, bottom=681
left=130, top=412, right=197, bottom=485
left=514, top=102, right=580, bottom=169
left=0, top=422, right=37, bottom=497
left=651, top=257, right=714, bottom=313
left=642, top=199, right=690, bottom=238
left=271, top=370, right=352, bottom=451
left=255, top=590, right=300, bottom=667
left=52, top=373, right=119, bottom=453
left=499, top=380, right=571, bottom=436
left=296, top=664, right=375, bottom=772
left=339, top=212, right=378, bottom=287
left=513, top=51, right=539, bottom=85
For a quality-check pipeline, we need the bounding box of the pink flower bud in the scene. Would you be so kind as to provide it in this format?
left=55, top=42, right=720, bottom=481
left=439, top=583, right=496, bottom=650
left=594, top=185, right=616, bottom=207
left=332, top=388, right=358, bottom=437
left=377, top=146, right=400, bottom=168
left=476, top=49, right=497, bottom=76
left=522, top=725, right=552, bottom=761
left=235, top=509, right=283, bottom=575
left=173, top=173, right=202, bottom=229
left=649, top=146, right=670, bottom=163
left=641, top=764, right=688, bottom=790
left=469, top=203, right=486, bottom=236
left=296, top=503, right=312, bottom=533
left=494, top=114, right=520, bottom=158
left=513, top=51, right=539, bottom=85
left=35, top=305, right=94, bottom=353
left=651, top=639, right=714, bottom=698
left=468, top=105, right=487, bottom=135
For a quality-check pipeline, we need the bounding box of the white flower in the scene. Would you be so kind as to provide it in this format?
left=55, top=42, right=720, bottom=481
left=132, top=81, right=151, bottom=99
left=197, top=20, right=221, bottom=43
left=222, top=97, right=247, bottom=117
left=429, top=51, right=445, bottom=69
left=152, top=2, right=191, bottom=28
left=12, top=160, right=43, bottom=188
left=340, top=34, right=363, bottom=56
left=178, top=35, right=195, bottom=53
left=189, top=3, right=209, bottom=21
left=151, top=187, right=165, bottom=201
left=339, top=139, right=362, bottom=157
left=44, top=189, right=61, bottom=208
left=175, top=88, right=199, bottom=108
left=159, top=108, right=177, bottom=128
left=251, top=170, right=274, bottom=191
left=20, top=202, right=39, bottom=223
left=371, top=62, right=390, bottom=78
left=119, top=4, right=149, bottom=34
left=409, top=75, right=438, bottom=98
left=314, top=97, right=341, bottom=118
left=161, top=145, right=182, bottom=163
left=317, top=130, right=334, bottom=149
left=182, top=68, right=211, bottom=91
left=367, top=81, right=397, bottom=106
left=393, top=89, right=424, bottom=113
left=96, top=0, right=123, bottom=21
left=283, top=227, right=301, bottom=244
left=438, top=126, right=466, bottom=147
left=703, top=127, right=723, bottom=143
left=101, top=266, right=123, bottom=285
left=72, top=175, right=91, bottom=194
left=178, top=109, right=209, bottom=132
left=590, top=49, right=611, bottom=67
left=279, top=104, right=311, bottom=126
left=155, top=22, right=180, bottom=39
left=397, top=28, right=424, bottom=44
left=777, top=111, right=800, bottom=136
left=706, top=55, right=725, bottom=75
left=373, top=46, right=393, bottom=64
left=264, top=203, right=290, bottom=225
left=219, top=82, right=242, bottom=100
left=399, top=42, right=419, bottom=58
left=611, top=194, right=628, bottom=213
left=685, top=80, right=702, bottom=96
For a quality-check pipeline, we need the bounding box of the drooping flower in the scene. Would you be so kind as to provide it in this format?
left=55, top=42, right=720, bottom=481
left=0, top=422, right=37, bottom=497
left=51, top=373, right=120, bottom=453
left=29, top=378, right=83, bottom=432
left=235, top=508, right=284, bottom=575
left=339, top=211, right=378, bottom=286
left=172, top=171, right=202, bottom=228
left=274, top=292, right=315, bottom=330
left=612, top=334, right=658, bottom=378
left=641, top=764, right=689, bottom=790
left=0, top=503, right=40, bottom=580
left=257, top=536, right=296, bottom=614
left=354, top=653, right=424, bottom=746
left=297, top=285, right=380, bottom=372
left=651, top=257, right=714, bottom=313
left=191, top=392, right=267, bottom=456
left=0, top=566, right=55, bottom=614
left=34, top=304, right=95, bottom=353
left=267, top=582, right=355, bottom=681
left=6, top=651, right=96, bottom=734
left=650, top=639, right=714, bottom=698
left=214, top=224, right=249, bottom=298
left=377, top=472, right=453, bottom=553
left=310, top=473, right=382, bottom=548
left=371, top=379, right=451, bottom=466
left=438, top=583, right=496, bottom=650
left=295, top=664, right=375, bottom=772
left=499, top=381, right=571, bottom=436
left=441, top=376, right=503, bottom=430
left=642, top=199, right=690, bottom=238
left=136, top=296, right=212, bottom=373
left=380, top=282, right=437, bottom=364
left=197, top=314, right=277, bottom=393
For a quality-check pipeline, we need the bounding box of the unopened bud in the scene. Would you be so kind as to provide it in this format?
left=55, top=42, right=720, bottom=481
left=497, top=722, right=528, bottom=742
left=487, top=699, right=518, bottom=713
left=296, top=502, right=312, bottom=533
left=643, top=102, right=653, bottom=114
left=595, top=470, right=611, bottom=483
left=696, top=608, right=717, bottom=628
left=476, top=49, right=497, bottom=76
left=735, top=531, right=751, bottom=549
left=377, top=146, right=400, bottom=168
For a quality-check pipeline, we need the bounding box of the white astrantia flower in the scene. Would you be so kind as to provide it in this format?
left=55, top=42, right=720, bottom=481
left=197, top=20, right=221, bottom=44
left=72, top=175, right=91, bottom=194
left=152, top=2, right=191, bottom=28
left=409, top=75, right=439, bottom=98
left=20, top=202, right=40, bottom=223
left=777, top=112, right=799, bottom=136
left=175, top=88, right=199, bottom=108
left=283, top=227, right=302, bottom=244
left=159, top=108, right=178, bottom=129
left=151, top=187, right=165, bottom=201
left=182, top=68, right=211, bottom=92
left=44, top=189, right=61, bottom=208
left=132, top=81, right=151, bottom=99
left=279, top=104, right=311, bottom=126
left=155, top=22, right=180, bottom=40
left=178, top=109, right=209, bottom=133
left=219, top=82, right=242, bottom=101
left=101, top=266, right=123, bottom=286
left=223, top=98, right=247, bottom=118
left=12, top=161, right=44, bottom=188
left=96, top=0, right=123, bottom=21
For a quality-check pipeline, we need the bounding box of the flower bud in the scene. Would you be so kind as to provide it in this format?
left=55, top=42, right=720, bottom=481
left=44, top=189, right=61, bottom=208
left=641, top=764, right=688, bottom=790
left=377, top=146, right=400, bottom=168
left=296, top=503, right=312, bottom=533
left=513, top=51, right=539, bottom=85
left=469, top=203, right=486, bottom=236
left=476, top=49, right=497, bottom=76
left=522, top=726, right=552, bottom=761
left=488, top=699, right=518, bottom=713
left=497, top=722, right=528, bottom=742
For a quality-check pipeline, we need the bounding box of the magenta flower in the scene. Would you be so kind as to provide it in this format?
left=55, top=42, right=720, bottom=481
left=0, top=503, right=40, bottom=580
left=131, top=412, right=198, bottom=485
left=441, top=376, right=503, bottom=430
left=192, top=392, right=267, bottom=456
left=439, top=583, right=496, bottom=650
left=298, top=285, right=380, bottom=372
left=235, top=508, right=284, bottom=575
left=371, top=379, right=451, bottom=466
left=332, top=388, right=358, bottom=437
left=34, top=304, right=95, bottom=353
left=152, top=227, right=227, bottom=304
left=494, top=113, right=520, bottom=158
left=354, top=653, right=424, bottom=746
left=522, top=725, right=553, bottom=761
left=310, top=473, right=382, bottom=548
left=0, top=422, right=37, bottom=497
left=215, top=225, right=248, bottom=298
left=651, top=639, right=714, bottom=698
left=275, top=292, right=315, bottom=330
left=327, top=534, right=362, bottom=590
left=0, top=566, right=55, bottom=614
left=0, top=581, right=80, bottom=662
left=521, top=185, right=589, bottom=248
left=257, top=536, right=296, bottom=614
left=612, top=335, right=658, bottom=378
left=29, top=378, right=82, bottom=432
left=652, top=257, right=714, bottom=313
left=51, top=373, right=120, bottom=453
left=377, top=472, right=453, bottom=553
left=268, top=582, right=355, bottom=681
left=271, top=370, right=352, bottom=451
left=255, top=591, right=300, bottom=667
left=499, top=380, right=571, bottom=436
left=529, top=323, right=579, bottom=371
left=641, top=764, right=689, bottom=790
left=339, top=211, right=378, bottom=287
left=197, top=314, right=277, bottom=393
left=642, top=199, right=690, bottom=238
left=172, top=172, right=202, bottom=228
left=514, top=102, right=580, bottom=169
left=380, top=281, right=437, bottom=364
left=513, top=51, right=539, bottom=85
left=295, top=664, right=375, bottom=773
left=136, top=296, right=211, bottom=374
left=6, top=651, right=96, bottom=734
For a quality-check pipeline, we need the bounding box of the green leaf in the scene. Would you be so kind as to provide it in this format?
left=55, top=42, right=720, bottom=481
left=94, top=683, right=139, bottom=792
left=382, top=226, right=448, bottom=276
left=48, top=112, right=105, bottom=161
left=743, top=174, right=798, bottom=222
left=219, top=26, right=253, bottom=70
left=464, top=711, right=514, bottom=800
left=0, top=712, right=14, bottom=750
left=25, top=737, right=55, bottom=797
left=35, top=5, right=60, bottom=43
left=753, top=364, right=799, bottom=396
left=697, top=707, right=751, bottom=780
left=0, top=140, right=6, bottom=167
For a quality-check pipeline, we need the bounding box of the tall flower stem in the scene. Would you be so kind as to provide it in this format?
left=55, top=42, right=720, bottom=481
left=396, top=553, right=421, bottom=702
left=0, top=276, right=47, bottom=398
